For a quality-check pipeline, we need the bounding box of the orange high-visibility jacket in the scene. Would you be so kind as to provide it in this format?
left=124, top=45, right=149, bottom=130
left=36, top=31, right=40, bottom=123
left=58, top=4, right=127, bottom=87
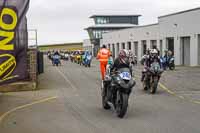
left=97, top=48, right=111, bottom=62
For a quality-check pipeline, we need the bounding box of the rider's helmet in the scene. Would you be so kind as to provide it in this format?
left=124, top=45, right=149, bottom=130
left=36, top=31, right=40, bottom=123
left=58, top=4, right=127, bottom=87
left=119, top=49, right=129, bottom=64
left=55, top=51, right=59, bottom=55
left=128, top=50, right=133, bottom=57
left=122, top=49, right=129, bottom=57
left=150, top=49, right=158, bottom=58
left=102, top=45, right=106, bottom=49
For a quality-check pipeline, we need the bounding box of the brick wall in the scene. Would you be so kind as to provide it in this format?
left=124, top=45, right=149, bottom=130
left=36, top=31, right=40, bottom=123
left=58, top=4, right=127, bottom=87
left=27, top=48, right=38, bottom=82
left=0, top=48, right=38, bottom=92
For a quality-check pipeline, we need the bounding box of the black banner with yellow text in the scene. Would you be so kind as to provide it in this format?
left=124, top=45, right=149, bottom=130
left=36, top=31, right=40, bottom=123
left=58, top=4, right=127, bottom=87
left=0, top=0, right=29, bottom=85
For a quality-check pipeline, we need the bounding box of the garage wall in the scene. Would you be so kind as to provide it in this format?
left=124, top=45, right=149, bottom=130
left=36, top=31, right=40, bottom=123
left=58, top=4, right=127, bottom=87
left=101, top=8, right=200, bottom=66
left=159, top=9, right=200, bottom=37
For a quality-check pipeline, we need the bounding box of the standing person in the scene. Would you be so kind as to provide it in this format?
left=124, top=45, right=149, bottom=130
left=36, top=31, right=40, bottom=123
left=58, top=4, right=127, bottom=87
left=163, top=50, right=169, bottom=70
left=128, top=50, right=134, bottom=65
left=97, top=45, right=111, bottom=81
left=108, top=52, right=114, bottom=65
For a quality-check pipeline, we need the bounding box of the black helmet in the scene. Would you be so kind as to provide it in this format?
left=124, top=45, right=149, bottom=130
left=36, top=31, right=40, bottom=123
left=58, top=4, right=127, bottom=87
left=102, top=45, right=106, bottom=48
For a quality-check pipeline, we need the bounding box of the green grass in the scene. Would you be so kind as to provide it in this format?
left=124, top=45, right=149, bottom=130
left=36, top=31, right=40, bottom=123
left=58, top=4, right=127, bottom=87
left=38, top=42, right=83, bottom=51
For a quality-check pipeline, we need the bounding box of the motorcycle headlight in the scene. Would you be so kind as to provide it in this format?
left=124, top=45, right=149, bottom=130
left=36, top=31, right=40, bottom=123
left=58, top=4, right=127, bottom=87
left=116, top=77, right=120, bottom=81
left=116, top=77, right=122, bottom=84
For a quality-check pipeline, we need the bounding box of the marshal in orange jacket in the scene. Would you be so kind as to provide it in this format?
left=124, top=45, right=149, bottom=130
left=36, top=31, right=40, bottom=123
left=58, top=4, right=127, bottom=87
left=97, top=48, right=111, bottom=80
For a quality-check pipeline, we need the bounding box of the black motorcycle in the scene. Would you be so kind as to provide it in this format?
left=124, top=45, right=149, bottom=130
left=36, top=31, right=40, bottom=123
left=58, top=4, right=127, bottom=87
left=143, top=61, right=163, bottom=94
left=102, top=68, right=136, bottom=118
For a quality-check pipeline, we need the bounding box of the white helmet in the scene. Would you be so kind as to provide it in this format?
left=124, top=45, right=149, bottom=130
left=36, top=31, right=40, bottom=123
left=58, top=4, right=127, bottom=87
left=123, top=49, right=129, bottom=56
left=150, top=49, right=158, bottom=54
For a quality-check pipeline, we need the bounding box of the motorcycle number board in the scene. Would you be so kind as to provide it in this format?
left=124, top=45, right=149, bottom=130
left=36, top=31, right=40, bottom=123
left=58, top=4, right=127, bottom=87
left=120, top=72, right=131, bottom=80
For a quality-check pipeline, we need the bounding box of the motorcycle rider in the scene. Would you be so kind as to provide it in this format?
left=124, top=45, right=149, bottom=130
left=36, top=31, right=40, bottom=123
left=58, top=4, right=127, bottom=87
left=141, top=49, right=160, bottom=82
left=97, top=45, right=111, bottom=81
left=52, top=51, right=61, bottom=65
left=111, top=49, right=131, bottom=75
left=84, top=51, right=92, bottom=66
left=105, top=49, right=131, bottom=102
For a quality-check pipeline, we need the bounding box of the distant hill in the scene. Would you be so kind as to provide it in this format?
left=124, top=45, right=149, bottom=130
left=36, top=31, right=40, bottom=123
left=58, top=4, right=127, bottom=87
left=38, top=42, right=83, bottom=51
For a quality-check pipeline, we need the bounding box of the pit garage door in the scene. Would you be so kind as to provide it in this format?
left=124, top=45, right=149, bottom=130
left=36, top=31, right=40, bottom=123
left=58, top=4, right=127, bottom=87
left=117, top=43, right=120, bottom=56
left=166, top=38, right=174, bottom=54
left=141, top=40, right=147, bottom=56
left=134, top=42, right=138, bottom=57
left=181, top=37, right=190, bottom=66
left=160, top=40, right=163, bottom=56
left=150, top=40, right=157, bottom=49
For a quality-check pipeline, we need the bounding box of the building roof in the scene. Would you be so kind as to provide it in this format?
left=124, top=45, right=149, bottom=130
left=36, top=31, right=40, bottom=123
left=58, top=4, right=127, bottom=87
left=159, top=7, right=200, bottom=18
left=133, top=23, right=158, bottom=28
left=90, top=14, right=141, bottom=18
left=102, top=23, right=158, bottom=35
left=85, top=24, right=136, bottom=30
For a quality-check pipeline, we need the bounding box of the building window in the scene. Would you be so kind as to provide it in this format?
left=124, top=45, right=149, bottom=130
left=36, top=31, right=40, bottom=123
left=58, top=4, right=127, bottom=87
left=93, top=30, right=103, bottom=39
left=96, top=17, right=109, bottom=24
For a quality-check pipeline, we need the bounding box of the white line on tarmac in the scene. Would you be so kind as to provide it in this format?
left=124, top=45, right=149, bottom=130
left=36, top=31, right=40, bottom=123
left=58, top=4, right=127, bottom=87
left=0, top=96, right=57, bottom=124
left=56, top=67, right=78, bottom=92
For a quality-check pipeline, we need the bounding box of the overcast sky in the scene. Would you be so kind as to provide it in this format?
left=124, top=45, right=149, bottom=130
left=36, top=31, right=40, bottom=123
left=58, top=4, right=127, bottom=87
left=27, top=0, right=200, bottom=45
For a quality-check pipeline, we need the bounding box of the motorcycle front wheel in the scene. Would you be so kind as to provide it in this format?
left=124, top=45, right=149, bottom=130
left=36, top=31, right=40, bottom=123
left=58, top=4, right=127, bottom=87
left=143, top=80, right=148, bottom=91
left=116, top=92, right=129, bottom=118
left=143, top=76, right=150, bottom=91
left=169, top=65, right=175, bottom=70
left=150, top=77, right=158, bottom=94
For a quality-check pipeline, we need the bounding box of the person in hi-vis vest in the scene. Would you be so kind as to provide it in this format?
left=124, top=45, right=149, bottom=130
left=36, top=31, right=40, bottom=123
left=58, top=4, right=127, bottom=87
left=96, top=45, right=111, bottom=81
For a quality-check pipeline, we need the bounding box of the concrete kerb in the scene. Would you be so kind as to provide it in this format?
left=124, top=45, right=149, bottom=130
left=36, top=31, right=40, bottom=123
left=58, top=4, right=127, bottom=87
left=0, top=82, right=37, bottom=93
